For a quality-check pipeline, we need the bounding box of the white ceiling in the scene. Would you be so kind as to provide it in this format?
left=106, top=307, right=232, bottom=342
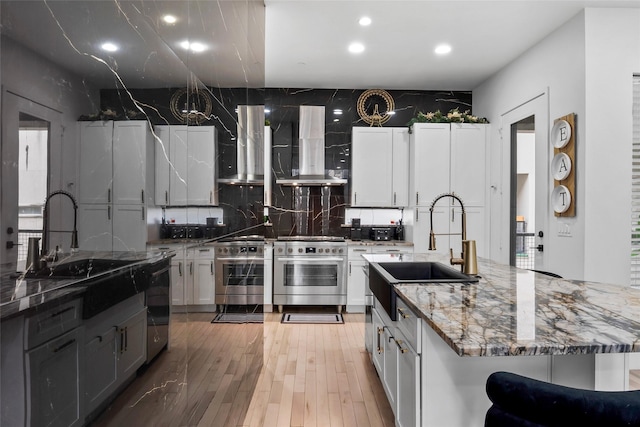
left=1, top=1, right=639, bottom=91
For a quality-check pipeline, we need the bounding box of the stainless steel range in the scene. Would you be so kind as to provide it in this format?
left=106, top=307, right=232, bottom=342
left=214, top=236, right=265, bottom=308
left=273, top=237, right=347, bottom=313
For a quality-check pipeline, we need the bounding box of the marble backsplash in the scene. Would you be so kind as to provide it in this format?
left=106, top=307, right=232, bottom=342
left=100, top=87, right=472, bottom=238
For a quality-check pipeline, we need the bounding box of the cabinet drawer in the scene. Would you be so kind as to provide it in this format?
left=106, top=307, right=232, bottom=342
left=371, top=245, right=413, bottom=255
left=25, top=299, right=82, bottom=350
left=395, top=297, right=421, bottom=353
left=194, top=246, right=215, bottom=259
left=348, top=246, right=370, bottom=259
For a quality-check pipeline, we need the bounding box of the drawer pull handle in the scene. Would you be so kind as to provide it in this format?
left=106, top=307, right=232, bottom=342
left=397, top=307, right=409, bottom=319
left=50, top=306, right=74, bottom=318
left=376, top=327, right=384, bottom=354
left=53, top=339, right=75, bottom=353
left=395, top=339, right=408, bottom=354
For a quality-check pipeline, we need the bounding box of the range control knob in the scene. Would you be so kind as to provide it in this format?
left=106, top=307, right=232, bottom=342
left=338, top=248, right=344, bottom=254
left=287, top=248, right=292, bottom=253
left=298, top=248, right=303, bottom=253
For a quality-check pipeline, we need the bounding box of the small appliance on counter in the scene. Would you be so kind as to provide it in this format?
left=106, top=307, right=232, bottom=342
left=160, top=224, right=205, bottom=239
left=350, top=218, right=362, bottom=241
left=370, top=227, right=393, bottom=241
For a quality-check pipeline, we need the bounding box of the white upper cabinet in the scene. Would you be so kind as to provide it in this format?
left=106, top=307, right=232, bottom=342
left=351, top=127, right=409, bottom=207
left=155, top=125, right=217, bottom=206
left=450, top=123, right=487, bottom=207
left=78, top=121, right=114, bottom=204
left=409, top=123, right=487, bottom=207
left=409, top=123, right=450, bottom=207
left=112, top=121, right=151, bottom=205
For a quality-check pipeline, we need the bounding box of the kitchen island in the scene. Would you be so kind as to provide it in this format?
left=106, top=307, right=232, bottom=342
left=364, top=252, right=640, bottom=427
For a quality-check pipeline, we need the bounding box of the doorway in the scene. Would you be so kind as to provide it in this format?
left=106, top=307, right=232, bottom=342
left=511, top=116, right=536, bottom=269
left=1, top=90, right=60, bottom=271
left=501, top=92, right=549, bottom=270
left=17, top=113, right=50, bottom=271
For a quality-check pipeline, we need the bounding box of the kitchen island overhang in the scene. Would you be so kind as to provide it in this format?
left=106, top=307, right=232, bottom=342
left=363, top=252, right=640, bottom=426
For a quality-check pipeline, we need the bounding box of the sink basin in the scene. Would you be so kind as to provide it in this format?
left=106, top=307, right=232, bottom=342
left=25, top=258, right=137, bottom=279
left=23, top=258, right=150, bottom=319
left=376, top=261, right=479, bottom=283
left=369, top=261, right=478, bottom=320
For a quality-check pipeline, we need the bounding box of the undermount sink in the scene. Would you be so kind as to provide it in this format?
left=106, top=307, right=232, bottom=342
left=369, top=261, right=478, bottom=320
left=23, top=258, right=149, bottom=319
left=376, top=261, right=479, bottom=283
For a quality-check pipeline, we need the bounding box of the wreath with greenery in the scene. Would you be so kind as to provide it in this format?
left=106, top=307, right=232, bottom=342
left=407, top=108, right=489, bottom=132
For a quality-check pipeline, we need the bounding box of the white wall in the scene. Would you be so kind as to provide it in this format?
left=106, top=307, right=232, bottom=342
left=474, top=8, right=640, bottom=284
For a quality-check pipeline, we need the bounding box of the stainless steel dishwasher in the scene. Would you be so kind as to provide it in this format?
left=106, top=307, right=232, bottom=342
left=145, top=258, right=171, bottom=363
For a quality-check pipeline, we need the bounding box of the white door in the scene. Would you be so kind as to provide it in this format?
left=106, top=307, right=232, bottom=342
left=410, top=123, right=450, bottom=206
left=154, top=126, right=171, bottom=205
left=169, top=126, right=189, bottom=205
left=112, top=204, right=146, bottom=251
left=500, top=92, right=549, bottom=270
left=77, top=204, right=112, bottom=251
left=186, top=127, right=216, bottom=205
left=391, top=128, right=410, bottom=207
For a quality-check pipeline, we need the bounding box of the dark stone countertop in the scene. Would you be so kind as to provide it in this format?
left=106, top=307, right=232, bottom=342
left=0, top=250, right=172, bottom=320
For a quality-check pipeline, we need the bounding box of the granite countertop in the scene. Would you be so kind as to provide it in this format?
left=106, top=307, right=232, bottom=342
left=0, top=250, right=172, bottom=319
left=364, top=252, right=640, bottom=357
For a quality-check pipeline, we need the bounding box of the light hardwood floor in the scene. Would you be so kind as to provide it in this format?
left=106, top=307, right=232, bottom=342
left=90, top=312, right=395, bottom=427
left=631, top=370, right=640, bottom=390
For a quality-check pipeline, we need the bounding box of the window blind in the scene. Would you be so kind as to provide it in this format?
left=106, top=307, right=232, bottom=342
left=631, top=75, right=640, bottom=287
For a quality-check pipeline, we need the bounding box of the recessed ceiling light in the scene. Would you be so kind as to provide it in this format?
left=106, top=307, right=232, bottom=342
left=333, top=109, right=343, bottom=115
left=435, top=44, right=452, bottom=55
left=180, top=40, right=207, bottom=53
left=162, top=15, right=177, bottom=24
left=359, top=16, right=372, bottom=26
left=100, top=42, right=119, bottom=52
left=349, top=42, right=365, bottom=54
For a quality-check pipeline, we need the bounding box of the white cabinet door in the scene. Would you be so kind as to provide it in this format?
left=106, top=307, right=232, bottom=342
left=372, top=307, right=385, bottom=375
left=351, top=127, right=393, bottom=207
left=392, top=128, right=410, bottom=207
left=382, top=326, right=397, bottom=415
left=26, top=328, right=83, bottom=427
left=410, top=123, right=450, bottom=207
left=396, top=335, right=420, bottom=427
left=450, top=124, right=487, bottom=207
left=167, top=126, right=217, bottom=205
left=171, top=256, right=186, bottom=306
left=347, top=260, right=366, bottom=311
left=186, top=127, right=217, bottom=205
left=85, top=326, right=118, bottom=415
left=154, top=126, right=171, bottom=206
left=78, top=121, right=113, bottom=204
left=193, top=258, right=215, bottom=305
left=169, top=127, right=189, bottom=206
left=112, top=205, right=146, bottom=252
left=112, top=121, right=148, bottom=205
left=77, top=204, right=112, bottom=251
left=116, top=308, right=147, bottom=382
left=451, top=206, right=486, bottom=258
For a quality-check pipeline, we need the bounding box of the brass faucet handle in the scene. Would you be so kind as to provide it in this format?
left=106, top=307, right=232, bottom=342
left=449, top=248, right=464, bottom=266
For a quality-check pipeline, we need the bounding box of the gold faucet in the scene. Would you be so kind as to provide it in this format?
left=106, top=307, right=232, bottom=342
left=428, top=192, right=478, bottom=275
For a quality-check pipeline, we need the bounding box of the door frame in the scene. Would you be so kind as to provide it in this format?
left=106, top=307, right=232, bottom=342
left=1, top=89, right=62, bottom=269
left=500, top=90, right=549, bottom=270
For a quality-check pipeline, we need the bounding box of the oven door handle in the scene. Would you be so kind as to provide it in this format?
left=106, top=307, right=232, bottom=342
left=216, top=257, right=264, bottom=262
left=275, top=257, right=345, bottom=262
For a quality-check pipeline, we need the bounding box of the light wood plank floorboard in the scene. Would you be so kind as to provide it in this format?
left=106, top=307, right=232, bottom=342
left=631, top=370, right=640, bottom=390
left=90, top=312, right=394, bottom=427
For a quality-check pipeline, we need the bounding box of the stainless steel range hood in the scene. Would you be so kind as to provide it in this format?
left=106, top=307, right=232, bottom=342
left=219, top=105, right=267, bottom=185
left=276, top=106, right=347, bottom=186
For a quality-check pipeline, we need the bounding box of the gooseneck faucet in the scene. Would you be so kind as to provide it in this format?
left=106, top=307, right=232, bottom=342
left=42, top=190, right=79, bottom=259
left=428, top=192, right=477, bottom=275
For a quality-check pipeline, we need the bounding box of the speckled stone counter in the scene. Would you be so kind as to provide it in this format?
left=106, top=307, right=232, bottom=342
left=365, top=252, right=640, bottom=357
left=0, top=250, right=172, bottom=319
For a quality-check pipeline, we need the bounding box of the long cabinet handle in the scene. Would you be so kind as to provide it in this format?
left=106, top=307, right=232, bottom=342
left=395, top=338, right=409, bottom=354
left=397, top=307, right=410, bottom=319
left=190, top=262, right=193, bottom=275
left=210, top=191, right=213, bottom=204
left=416, top=192, right=419, bottom=205
left=394, top=192, right=397, bottom=205
left=50, top=306, right=74, bottom=318
left=124, top=326, right=128, bottom=352
left=376, top=327, right=384, bottom=354
left=120, top=329, right=125, bottom=354
left=141, top=189, right=145, bottom=203
left=178, top=261, right=183, bottom=277
left=416, top=208, right=419, bottom=222
left=210, top=261, right=214, bottom=275
left=165, top=190, right=168, bottom=204
left=142, top=207, right=145, bottom=221
left=108, top=188, right=111, bottom=203
left=108, top=205, right=111, bottom=220
left=53, top=339, right=76, bottom=353
left=354, top=193, right=357, bottom=205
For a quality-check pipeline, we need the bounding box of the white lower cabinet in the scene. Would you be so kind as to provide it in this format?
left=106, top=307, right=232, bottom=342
left=26, top=327, right=83, bottom=427
left=371, top=296, right=421, bottom=426
left=84, top=294, right=147, bottom=418
left=150, top=244, right=216, bottom=311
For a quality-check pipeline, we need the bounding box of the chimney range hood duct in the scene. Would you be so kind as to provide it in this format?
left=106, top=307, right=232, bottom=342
left=276, top=105, right=347, bottom=186
left=218, top=105, right=266, bottom=185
